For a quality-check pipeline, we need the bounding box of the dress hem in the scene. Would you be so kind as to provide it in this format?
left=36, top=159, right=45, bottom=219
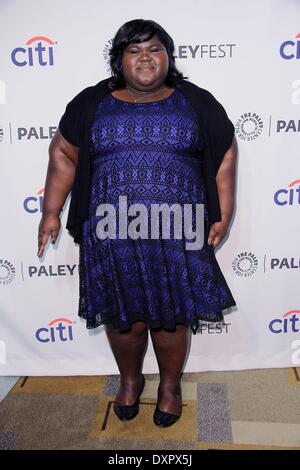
left=78, top=299, right=236, bottom=335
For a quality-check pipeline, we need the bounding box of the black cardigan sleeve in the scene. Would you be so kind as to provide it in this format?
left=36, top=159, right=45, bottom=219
left=177, top=80, right=235, bottom=225
left=58, top=86, right=94, bottom=147
left=196, top=87, right=235, bottom=175
left=208, top=98, right=235, bottom=175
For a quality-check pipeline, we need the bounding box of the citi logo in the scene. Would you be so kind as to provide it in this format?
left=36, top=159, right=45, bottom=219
left=269, top=310, right=300, bottom=334
left=23, top=187, right=44, bottom=213
left=36, top=318, right=74, bottom=343
left=11, top=36, right=56, bottom=67
left=280, top=33, right=300, bottom=60
left=274, top=179, right=300, bottom=206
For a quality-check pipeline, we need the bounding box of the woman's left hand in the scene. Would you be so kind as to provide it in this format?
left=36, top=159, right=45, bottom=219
left=207, top=219, right=230, bottom=248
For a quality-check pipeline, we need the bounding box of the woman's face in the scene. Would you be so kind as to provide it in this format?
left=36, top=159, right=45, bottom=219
left=121, top=35, right=169, bottom=90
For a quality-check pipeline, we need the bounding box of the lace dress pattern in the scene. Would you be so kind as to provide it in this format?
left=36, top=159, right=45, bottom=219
left=78, top=88, right=236, bottom=334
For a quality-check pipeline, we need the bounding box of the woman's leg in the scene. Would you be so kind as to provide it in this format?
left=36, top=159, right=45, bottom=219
left=150, top=324, right=190, bottom=415
left=105, top=321, right=148, bottom=405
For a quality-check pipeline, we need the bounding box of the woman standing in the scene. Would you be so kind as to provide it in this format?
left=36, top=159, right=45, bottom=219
left=38, top=19, right=237, bottom=428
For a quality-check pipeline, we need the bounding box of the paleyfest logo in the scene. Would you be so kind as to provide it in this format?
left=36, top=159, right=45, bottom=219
left=235, top=112, right=263, bottom=141
left=102, top=38, right=237, bottom=65
left=11, top=36, right=56, bottom=67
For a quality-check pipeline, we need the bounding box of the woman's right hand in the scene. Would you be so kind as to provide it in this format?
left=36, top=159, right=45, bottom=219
left=37, top=213, right=61, bottom=258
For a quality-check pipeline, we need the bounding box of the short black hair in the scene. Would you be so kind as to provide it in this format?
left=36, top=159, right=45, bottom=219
left=108, top=19, right=186, bottom=89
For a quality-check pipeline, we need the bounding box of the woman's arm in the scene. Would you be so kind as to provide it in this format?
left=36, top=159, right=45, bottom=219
left=37, top=130, right=79, bottom=257
left=207, top=136, right=238, bottom=247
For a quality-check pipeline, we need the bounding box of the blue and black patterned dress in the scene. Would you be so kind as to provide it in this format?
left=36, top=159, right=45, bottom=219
left=79, top=88, right=236, bottom=334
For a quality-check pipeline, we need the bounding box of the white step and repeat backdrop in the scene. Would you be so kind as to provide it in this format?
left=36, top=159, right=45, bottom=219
left=0, top=0, right=299, bottom=375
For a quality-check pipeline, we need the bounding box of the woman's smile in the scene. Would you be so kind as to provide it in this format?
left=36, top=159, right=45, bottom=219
left=137, top=66, right=155, bottom=72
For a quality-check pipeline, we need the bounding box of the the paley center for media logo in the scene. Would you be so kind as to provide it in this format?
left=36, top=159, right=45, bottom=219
left=0, top=259, right=16, bottom=285
left=235, top=112, right=264, bottom=141
left=233, top=252, right=299, bottom=275
left=11, top=36, right=56, bottom=67
left=232, top=252, right=258, bottom=277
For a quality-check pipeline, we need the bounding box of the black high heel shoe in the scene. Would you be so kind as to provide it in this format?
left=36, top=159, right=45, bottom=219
left=153, top=388, right=182, bottom=428
left=153, top=405, right=182, bottom=427
left=113, top=374, right=145, bottom=421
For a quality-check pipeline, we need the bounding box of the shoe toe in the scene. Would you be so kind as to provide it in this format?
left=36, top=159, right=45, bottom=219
left=153, top=407, right=181, bottom=427
left=113, top=403, right=139, bottom=421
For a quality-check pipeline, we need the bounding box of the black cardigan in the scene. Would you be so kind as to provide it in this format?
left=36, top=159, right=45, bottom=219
left=58, top=78, right=235, bottom=244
